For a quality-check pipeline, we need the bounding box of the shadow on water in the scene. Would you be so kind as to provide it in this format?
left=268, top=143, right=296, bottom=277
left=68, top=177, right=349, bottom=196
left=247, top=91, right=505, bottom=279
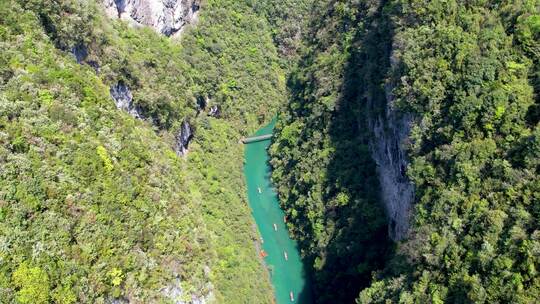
left=296, top=286, right=313, bottom=304
left=263, top=166, right=314, bottom=304
left=244, top=124, right=314, bottom=304
left=280, top=1, right=397, bottom=303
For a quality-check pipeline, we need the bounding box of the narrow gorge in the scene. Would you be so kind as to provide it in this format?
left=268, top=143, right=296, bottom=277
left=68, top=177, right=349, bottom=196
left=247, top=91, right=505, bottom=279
left=1, top=0, right=539, bottom=304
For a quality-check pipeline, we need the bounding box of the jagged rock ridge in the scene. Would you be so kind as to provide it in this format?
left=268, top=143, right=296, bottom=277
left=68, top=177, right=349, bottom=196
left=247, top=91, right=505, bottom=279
left=103, top=0, right=200, bottom=37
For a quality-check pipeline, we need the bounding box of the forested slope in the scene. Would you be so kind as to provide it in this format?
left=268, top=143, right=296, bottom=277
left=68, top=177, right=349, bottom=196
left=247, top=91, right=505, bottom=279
left=3, top=0, right=538, bottom=303
left=0, top=0, right=293, bottom=302
left=270, top=0, right=540, bottom=303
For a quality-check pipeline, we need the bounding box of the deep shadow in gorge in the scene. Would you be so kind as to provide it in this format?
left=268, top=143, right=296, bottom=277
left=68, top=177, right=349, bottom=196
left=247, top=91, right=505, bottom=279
left=290, top=1, right=400, bottom=302
left=263, top=166, right=314, bottom=304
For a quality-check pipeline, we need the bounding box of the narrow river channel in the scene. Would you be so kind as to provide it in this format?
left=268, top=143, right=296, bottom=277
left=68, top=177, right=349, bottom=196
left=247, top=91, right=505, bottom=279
left=244, top=120, right=312, bottom=304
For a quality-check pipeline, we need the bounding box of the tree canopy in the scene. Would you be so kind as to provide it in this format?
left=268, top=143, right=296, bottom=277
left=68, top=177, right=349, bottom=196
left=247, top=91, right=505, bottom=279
left=270, top=0, right=540, bottom=303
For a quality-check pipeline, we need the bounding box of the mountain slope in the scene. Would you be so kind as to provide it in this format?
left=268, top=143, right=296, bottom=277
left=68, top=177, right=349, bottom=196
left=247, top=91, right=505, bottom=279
left=0, top=0, right=292, bottom=302
left=0, top=3, right=212, bottom=302
left=270, top=0, right=540, bottom=303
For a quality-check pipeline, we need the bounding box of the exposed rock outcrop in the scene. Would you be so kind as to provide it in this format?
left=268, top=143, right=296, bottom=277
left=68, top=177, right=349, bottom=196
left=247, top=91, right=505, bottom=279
left=102, top=0, right=200, bottom=37
left=196, top=95, right=207, bottom=112
left=369, top=108, right=414, bottom=241
left=110, top=82, right=143, bottom=119
left=368, top=49, right=415, bottom=241
left=71, top=43, right=88, bottom=63
left=195, top=96, right=220, bottom=118
left=174, top=120, right=194, bottom=156
left=208, top=105, right=220, bottom=118
left=162, top=277, right=214, bottom=304
left=106, top=298, right=129, bottom=304
left=71, top=43, right=100, bottom=71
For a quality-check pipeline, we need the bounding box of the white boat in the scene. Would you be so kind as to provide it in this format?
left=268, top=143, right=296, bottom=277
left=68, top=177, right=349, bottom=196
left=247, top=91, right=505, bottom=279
left=273, top=223, right=277, bottom=231
left=284, top=251, right=288, bottom=261
left=290, top=291, right=294, bottom=302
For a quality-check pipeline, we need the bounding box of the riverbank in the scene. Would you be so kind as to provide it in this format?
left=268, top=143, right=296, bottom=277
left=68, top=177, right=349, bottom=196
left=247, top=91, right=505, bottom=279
left=244, top=121, right=312, bottom=304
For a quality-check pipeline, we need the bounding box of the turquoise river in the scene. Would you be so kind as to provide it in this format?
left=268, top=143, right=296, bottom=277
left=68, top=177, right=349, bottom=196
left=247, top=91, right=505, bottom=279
left=243, top=120, right=312, bottom=304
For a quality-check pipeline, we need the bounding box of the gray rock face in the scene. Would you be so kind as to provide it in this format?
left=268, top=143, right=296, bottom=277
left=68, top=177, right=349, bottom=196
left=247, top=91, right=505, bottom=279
left=196, top=95, right=207, bottom=111
left=162, top=278, right=214, bottom=304
left=106, top=299, right=129, bottom=304
left=195, top=96, right=220, bottom=118
left=368, top=48, right=415, bottom=241
left=110, top=82, right=143, bottom=119
left=103, top=0, right=200, bottom=37
left=369, top=107, right=414, bottom=241
left=71, top=43, right=100, bottom=71
left=71, top=44, right=88, bottom=63
left=174, top=120, right=193, bottom=156
left=208, top=105, right=220, bottom=118
left=195, top=95, right=207, bottom=116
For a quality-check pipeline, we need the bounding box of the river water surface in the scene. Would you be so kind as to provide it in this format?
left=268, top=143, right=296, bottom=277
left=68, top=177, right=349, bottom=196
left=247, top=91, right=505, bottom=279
left=244, top=121, right=312, bottom=304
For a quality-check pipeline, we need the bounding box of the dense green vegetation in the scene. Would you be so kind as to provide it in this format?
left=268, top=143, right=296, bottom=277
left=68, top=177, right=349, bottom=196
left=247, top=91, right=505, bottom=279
left=269, top=1, right=394, bottom=302
left=361, top=1, right=540, bottom=302
left=0, top=4, right=211, bottom=302
left=3, top=0, right=539, bottom=302
left=252, top=0, right=315, bottom=64
left=0, top=0, right=294, bottom=302
left=271, top=0, right=540, bottom=303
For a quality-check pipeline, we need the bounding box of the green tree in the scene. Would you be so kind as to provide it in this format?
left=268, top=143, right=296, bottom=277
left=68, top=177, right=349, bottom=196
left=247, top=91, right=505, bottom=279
left=12, top=262, right=50, bottom=304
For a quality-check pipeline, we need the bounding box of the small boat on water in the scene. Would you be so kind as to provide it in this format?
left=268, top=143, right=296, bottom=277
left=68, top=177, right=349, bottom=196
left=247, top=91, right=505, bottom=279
left=258, top=187, right=262, bottom=194
left=284, top=251, right=288, bottom=261
left=290, top=291, right=294, bottom=302
left=273, top=223, right=277, bottom=231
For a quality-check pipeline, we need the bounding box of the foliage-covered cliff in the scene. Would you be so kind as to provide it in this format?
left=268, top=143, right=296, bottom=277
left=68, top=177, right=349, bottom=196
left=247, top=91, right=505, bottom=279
left=270, top=0, right=540, bottom=303
left=0, top=0, right=293, bottom=302
left=3, top=0, right=539, bottom=303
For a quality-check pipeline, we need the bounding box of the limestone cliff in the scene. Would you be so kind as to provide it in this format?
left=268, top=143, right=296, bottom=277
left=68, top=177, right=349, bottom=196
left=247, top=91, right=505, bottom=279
left=103, top=0, right=200, bottom=37
left=369, top=99, right=414, bottom=241
left=368, top=47, right=415, bottom=241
